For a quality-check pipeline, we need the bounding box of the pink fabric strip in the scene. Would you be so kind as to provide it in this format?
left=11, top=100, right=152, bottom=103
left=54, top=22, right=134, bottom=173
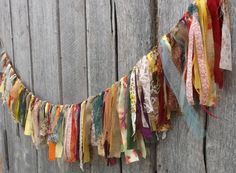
left=186, top=15, right=209, bottom=105
left=63, top=106, right=72, bottom=161
left=186, top=17, right=195, bottom=105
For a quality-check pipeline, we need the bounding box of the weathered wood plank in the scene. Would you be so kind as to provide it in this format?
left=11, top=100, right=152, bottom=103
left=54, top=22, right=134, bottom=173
left=87, top=0, right=116, bottom=95
left=9, top=0, right=37, bottom=172
left=59, top=0, right=89, bottom=172
left=0, top=0, right=16, bottom=173
left=28, top=0, right=61, bottom=172
left=115, top=0, right=157, bottom=172
left=206, top=1, right=236, bottom=172
left=59, top=0, right=87, bottom=103
left=156, top=1, right=206, bottom=173
left=86, top=0, right=120, bottom=172
left=116, top=0, right=157, bottom=78
left=0, top=0, right=13, bottom=56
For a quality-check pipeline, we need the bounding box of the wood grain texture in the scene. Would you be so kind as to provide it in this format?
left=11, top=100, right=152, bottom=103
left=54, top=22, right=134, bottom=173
left=116, top=0, right=157, bottom=78
left=115, top=0, right=157, bottom=172
left=0, top=0, right=15, bottom=173
left=86, top=0, right=120, bottom=172
left=28, top=0, right=61, bottom=172
left=59, top=0, right=88, bottom=103
left=9, top=0, right=37, bottom=172
left=59, top=0, right=89, bottom=172
left=206, top=1, right=236, bottom=172
left=156, top=1, right=206, bottom=173
left=87, top=0, right=116, bottom=96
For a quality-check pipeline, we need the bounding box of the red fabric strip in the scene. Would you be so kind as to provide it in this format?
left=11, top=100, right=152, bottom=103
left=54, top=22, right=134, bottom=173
left=207, top=0, right=224, bottom=88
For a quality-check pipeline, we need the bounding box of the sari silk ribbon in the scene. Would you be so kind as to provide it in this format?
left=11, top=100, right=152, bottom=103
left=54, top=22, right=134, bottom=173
left=186, top=12, right=210, bottom=106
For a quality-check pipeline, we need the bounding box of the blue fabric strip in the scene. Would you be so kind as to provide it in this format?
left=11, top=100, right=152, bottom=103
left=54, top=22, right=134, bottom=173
left=160, top=38, right=204, bottom=138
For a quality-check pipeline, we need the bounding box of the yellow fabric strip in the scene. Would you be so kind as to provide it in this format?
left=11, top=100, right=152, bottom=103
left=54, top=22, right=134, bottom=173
left=196, top=0, right=216, bottom=106
left=79, top=101, right=86, bottom=170
left=24, top=95, right=35, bottom=136
left=109, top=83, right=122, bottom=158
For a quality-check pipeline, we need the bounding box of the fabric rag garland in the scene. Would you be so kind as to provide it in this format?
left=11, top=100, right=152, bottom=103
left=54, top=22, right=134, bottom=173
left=0, top=0, right=232, bottom=169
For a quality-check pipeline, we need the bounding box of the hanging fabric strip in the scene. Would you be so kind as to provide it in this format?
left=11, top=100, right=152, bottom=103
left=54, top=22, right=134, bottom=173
left=48, top=105, right=61, bottom=161
left=55, top=105, right=65, bottom=159
left=69, top=104, right=79, bottom=162
left=90, top=96, right=97, bottom=146
left=160, top=36, right=204, bottom=138
left=136, top=56, right=152, bottom=129
left=76, top=103, right=81, bottom=160
left=19, top=88, right=28, bottom=127
left=156, top=54, right=172, bottom=132
left=137, top=56, right=154, bottom=114
left=38, top=101, right=47, bottom=144
left=207, top=0, right=224, bottom=88
left=186, top=12, right=210, bottom=106
left=129, top=67, right=137, bottom=136
left=83, top=96, right=95, bottom=163
left=93, top=92, right=104, bottom=141
left=126, top=72, right=137, bottom=150
left=134, top=67, right=152, bottom=139
left=64, top=105, right=73, bottom=161
left=31, top=99, right=42, bottom=148
left=79, top=101, right=86, bottom=171
left=220, top=0, right=232, bottom=71
left=117, top=76, right=139, bottom=164
left=22, top=92, right=32, bottom=128
left=103, top=88, right=112, bottom=159
left=196, top=0, right=217, bottom=106
left=24, top=94, right=35, bottom=136
left=109, top=83, right=122, bottom=158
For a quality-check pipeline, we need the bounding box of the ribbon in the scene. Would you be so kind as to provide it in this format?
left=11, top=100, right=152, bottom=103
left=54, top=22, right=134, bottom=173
left=79, top=101, right=86, bottom=170
left=129, top=67, right=137, bottom=136
left=186, top=12, right=210, bottom=106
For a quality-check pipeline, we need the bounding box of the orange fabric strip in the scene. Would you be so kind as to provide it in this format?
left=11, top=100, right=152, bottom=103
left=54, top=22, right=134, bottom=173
left=48, top=141, right=56, bottom=161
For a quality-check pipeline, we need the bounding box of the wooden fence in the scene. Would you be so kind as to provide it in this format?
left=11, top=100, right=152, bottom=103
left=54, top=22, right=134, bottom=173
left=0, top=0, right=235, bottom=172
